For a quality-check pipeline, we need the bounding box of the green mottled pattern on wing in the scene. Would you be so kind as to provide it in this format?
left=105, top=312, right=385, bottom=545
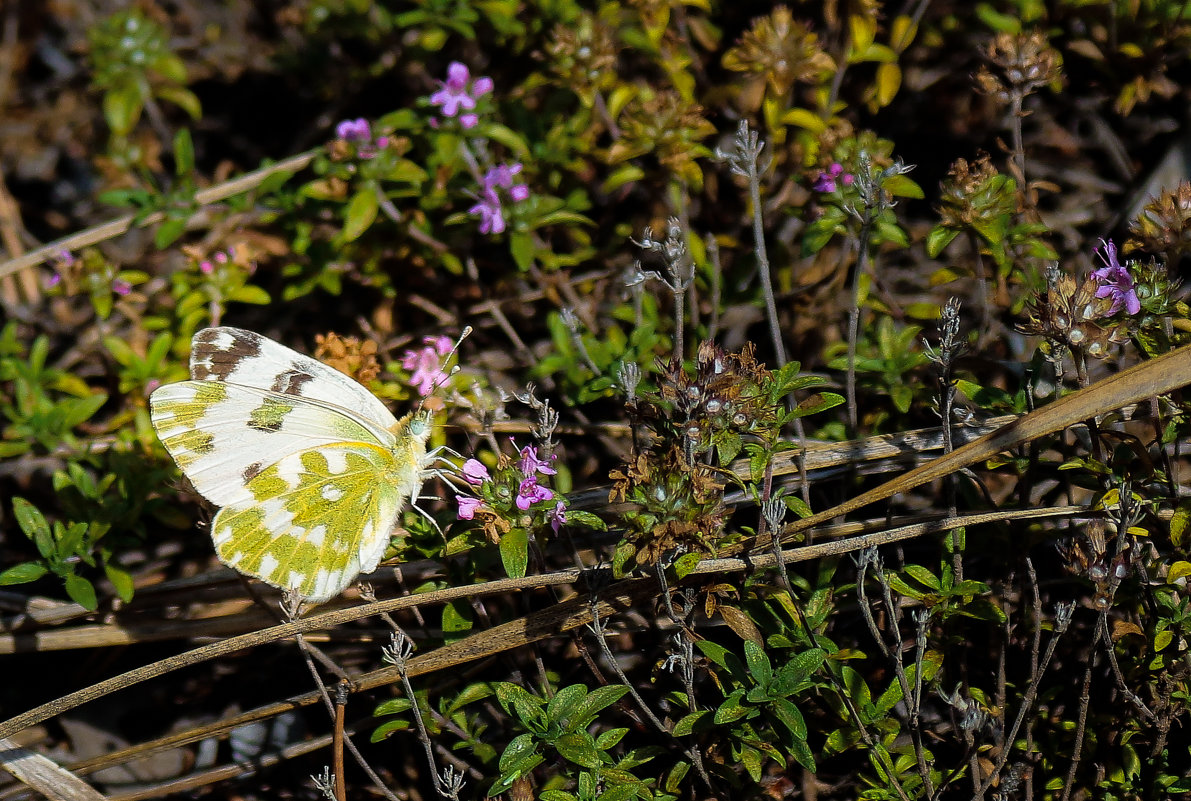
left=211, top=444, right=401, bottom=602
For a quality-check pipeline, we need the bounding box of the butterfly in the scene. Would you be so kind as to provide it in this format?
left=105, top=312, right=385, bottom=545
left=149, top=327, right=434, bottom=603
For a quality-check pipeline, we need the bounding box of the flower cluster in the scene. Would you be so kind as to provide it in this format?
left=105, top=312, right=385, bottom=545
left=812, top=162, right=854, bottom=193
left=401, top=335, right=454, bottom=396
left=333, top=117, right=389, bottom=159
left=1092, top=239, right=1141, bottom=316
left=429, top=62, right=493, bottom=129
left=44, top=248, right=140, bottom=311
left=457, top=440, right=567, bottom=538
left=1018, top=242, right=1139, bottom=359
left=470, top=163, right=530, bottom=235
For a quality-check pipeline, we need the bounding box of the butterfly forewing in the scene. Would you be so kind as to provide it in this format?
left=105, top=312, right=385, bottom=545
left=150, top=380, right=394, bottom=508
left=211, top=444, right=402, bottom=603
left=190, top=327, right=397, bottom=431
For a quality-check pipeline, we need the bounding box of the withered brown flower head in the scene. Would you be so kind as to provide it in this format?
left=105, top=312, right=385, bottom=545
left=1128, top=181, right=1191, bottom=267
left=974, top=30, right=1063, bottom=105
left=545, top=12, right=619, bottom=95
left=1018, top=269, right=1128, bottom=358
left=936, top=153, right=1017, bottom=229
left=315, top=333, right=381, bottom=385
left=723, top=6, right=835, bottom=111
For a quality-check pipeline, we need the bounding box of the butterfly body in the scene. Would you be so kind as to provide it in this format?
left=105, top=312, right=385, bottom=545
left=150, top=327, right=432, bottom=602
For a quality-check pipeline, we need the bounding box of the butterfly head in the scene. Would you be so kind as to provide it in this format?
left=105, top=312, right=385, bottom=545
left=394, top=408, right=435, bottom=446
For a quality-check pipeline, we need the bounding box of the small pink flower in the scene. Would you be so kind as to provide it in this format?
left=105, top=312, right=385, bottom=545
left=145, top=378, right=161, bottom=395
left=469, top=194, right=506, bottom=235
left=1092, top=238, right=1141, bottom=316
left=518, top=444, right=557, bottom=477
left=429, top=62, right=480, bottom=118
left=460, top=113, right=479, bottom=129
left=462, top=458, right=490, bottom=486
left=548, top=500, right=566, bottom=534
left=199, top=260, right=214, bottom=274
left=516, top=478, right=554, bottom=511
left=113, top=279, right=132, bottom=296
left=215, top=251, right=229, bottom=264
left=336, top=118, right=372, bottom=142
left=457, top=496, right=485, bottom=519
left=375, top=136, right=390, bottom=148
left=45, top=272, right=62, bottom=289
left=56, top=249, right=75, bottom=267
left=401, top=335, right=454, bottom=396
left=813, top=163, right=846, bottom=192
left=469, top=163, right=529, bottom=235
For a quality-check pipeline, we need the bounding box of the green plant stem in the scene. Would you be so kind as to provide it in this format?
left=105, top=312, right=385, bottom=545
left=846, top=210, right=876, bottom=432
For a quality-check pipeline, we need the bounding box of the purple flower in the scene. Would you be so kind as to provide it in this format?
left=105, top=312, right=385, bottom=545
left=460, top=113, right=479, bottom=129
left=215, top=251, right=229, bottom=264
left=813, top=162, right=852, bottom=193
left=199, top=260, right=214, bottom=274
left=469, top=194, right=506, bottom=234
left=56, top=249, right=75, bottom=267
left=469, top=163, right=530, bottom=235
left=548, top=500, right=566, bottom=534
left=1092, top=238, right=1141, bottom=315
left=462, top=458, right=491, bottom=486
left=45, top=272, right=62, bottom=289
left=457, top=495, right=485, bottom=519
left=401, top=335, right=454, bottom=396
left=429, top=62, right=491, bottom=119
left=516, top=478, right=554, bottom=511
left=517, top=444, right=557, bottom=477
left=113, top=279, right=132, bottom=296
left=336, top=118, right=372, bottom=142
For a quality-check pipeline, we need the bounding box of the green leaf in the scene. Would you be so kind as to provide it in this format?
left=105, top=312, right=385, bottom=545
left=173, top=128, right=195, bottom=175
left=903, top=564, right=941, bottom=591
left=64, top=574, right=98, bottom=611
left=570, top=684, right=629, bottom=726
left=441, top=599, right=473, bottom=638
left=499, top=527, right=529, bottom=579
left=770, top=697, right=807, bottom=739
left=373, top=697, right=411, bottom=717
left=498, top=732, right=538, bottom=773
left=154, top=217, right=187, bottom=249
left=13, top=498, right=50, bottom=541
left=743, top=640, right=773, bottom=686
left=554, top=731, right=601, bottom=768
left=672, top=710, right=712, bottom=736
left=369, top=718, right=410, bottom=742
left=594, top=727, right=627, bottom=750
left=62, top=393, right=108, bottom=429
left=103, top=562, right=134, bottom=603
left=155, top=85, right=202, bottom=120
left=672, top=551, right=702, bottom=580
left=563, top=510, right=606, bottom=531
left=546, top=684, right=587, bottom=727
left=509, top=231, right=534, bottom=271
left=103, top=84, right=143, bottom=136
left=227, top=285, right=272, bottom=305
left=0, top=562, right=49, bottom=585
left=713, top=690, right=749, bottom=724
left=341, top=187, right=379, bottom=243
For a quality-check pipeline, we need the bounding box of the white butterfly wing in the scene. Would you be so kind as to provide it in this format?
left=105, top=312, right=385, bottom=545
left=150, top=380, right=395, bottom=508
left=189, top=327, right=397, bottom=432
left=210, top=444, right=402, bottom=603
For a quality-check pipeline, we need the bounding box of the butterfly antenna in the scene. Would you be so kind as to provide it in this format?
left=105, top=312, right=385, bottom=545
left=415, top=326, right=472, bottom=415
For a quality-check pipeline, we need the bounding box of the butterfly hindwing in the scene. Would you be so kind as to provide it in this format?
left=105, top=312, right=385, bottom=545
left=211, top=443, right=403, bottom=603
